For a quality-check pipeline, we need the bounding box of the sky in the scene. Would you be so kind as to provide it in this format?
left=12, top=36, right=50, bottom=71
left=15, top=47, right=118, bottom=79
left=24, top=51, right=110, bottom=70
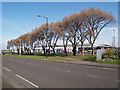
left=1, top=2, right=118, bottom=50
left=1, top=0, right=120, bottom=2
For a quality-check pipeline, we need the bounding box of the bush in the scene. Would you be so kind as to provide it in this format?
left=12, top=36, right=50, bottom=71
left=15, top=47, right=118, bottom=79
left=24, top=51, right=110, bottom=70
left=102, top=48, right=120, bottom=59
left=103, top=48, right=114, bottom=59
left=114, top=49, right=120, bottom=59
left=118, top=50, right=120, bottom=59
left=106, top=48, right=114, bottom=57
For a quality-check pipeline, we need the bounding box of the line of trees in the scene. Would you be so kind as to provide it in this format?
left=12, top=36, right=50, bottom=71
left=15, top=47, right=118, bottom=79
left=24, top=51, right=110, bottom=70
left=7, top=8, right=116, bottom=56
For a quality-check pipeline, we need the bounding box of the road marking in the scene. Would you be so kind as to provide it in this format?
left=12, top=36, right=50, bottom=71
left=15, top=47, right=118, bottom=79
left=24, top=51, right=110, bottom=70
left=3, top=67, right=11, bottom=72
left=88, top=74, right=98, bottom=78
left=101, top=67, right=117, bottom=70
left=66, top=71, right=70, bottom=72
left=85, top=66, right=116, bottom=70
left=16, top=74, right=39, bottom=88
left=64, top=70, right=71, bottom=72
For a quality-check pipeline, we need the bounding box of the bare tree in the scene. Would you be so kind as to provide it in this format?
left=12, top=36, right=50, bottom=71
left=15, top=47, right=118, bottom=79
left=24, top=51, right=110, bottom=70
left=60, top=23, right=71, bottom=56
left=7, top=40, right=15, bottom=53
left=63, top=13, right=83, bottom=56
left=8, top=8, right=116, bottom=57
left=78, top=26, right=88, bottom=55
left=34, top=26, right=46, bottom=55
left=48, top=22, right=62, bottom=55
left=81, top=8, right=116, bottom=55
left=21, top=33, right=35, bottom=54
left=14, top=38, right=21, bottom=55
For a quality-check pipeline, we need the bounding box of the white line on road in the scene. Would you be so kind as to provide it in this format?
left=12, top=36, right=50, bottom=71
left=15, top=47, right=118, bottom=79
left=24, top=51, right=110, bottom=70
left=16, top=74, right=39, bottom=88
left=3, top=67, right=11, bottom=72
left=101, top=67, right=117, bottom=70
left=66, top=71, right=70, bottom=72
left=64, top=70, right=71, bottom=72
left=85, top=66, right=116, bottom=70
left=88, top=74, right=98, bottom=78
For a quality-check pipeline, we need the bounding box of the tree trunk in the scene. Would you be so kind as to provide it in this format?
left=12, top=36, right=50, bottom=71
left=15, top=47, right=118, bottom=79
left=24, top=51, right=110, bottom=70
left=91, top=44, right=94, bottom=56
left=81, top=43, right=84, bottom=56
left=17, top=48, right=19, bottom=55
left=30, top=49, right=31, bottom=54
left=64, top=46, right=68, bottom=56
left=73, top=45, right=76, bottom=56
left=42, top=47, right=45, bottom=56
left=81, top=43, right=83, bottom=54
left=53, top=48, right=55, bottom=55
left=21, top=48, right=24, bottom=54
left=48, top=46, right=50, bottom=54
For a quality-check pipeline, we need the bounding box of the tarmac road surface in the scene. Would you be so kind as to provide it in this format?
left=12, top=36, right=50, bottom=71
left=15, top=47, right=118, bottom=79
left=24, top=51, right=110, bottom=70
left=2, top=56, right=119, bottom=88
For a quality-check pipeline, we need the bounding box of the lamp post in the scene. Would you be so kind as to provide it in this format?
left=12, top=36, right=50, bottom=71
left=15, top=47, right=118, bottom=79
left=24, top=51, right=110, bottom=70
left=19, top=39, right=22, bottom=56
left=38, top=15, right=48, bottom=59
left=112, top=29, right=115, bottom=47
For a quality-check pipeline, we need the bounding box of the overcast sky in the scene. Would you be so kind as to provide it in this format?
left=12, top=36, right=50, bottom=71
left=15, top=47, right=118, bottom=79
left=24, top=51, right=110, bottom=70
left=1, top=2, right=118, bottom=50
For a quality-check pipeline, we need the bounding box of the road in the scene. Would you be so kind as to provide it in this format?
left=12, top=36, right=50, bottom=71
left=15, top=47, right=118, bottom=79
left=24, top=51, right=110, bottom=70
left=2, top=56, right=119, bottom=88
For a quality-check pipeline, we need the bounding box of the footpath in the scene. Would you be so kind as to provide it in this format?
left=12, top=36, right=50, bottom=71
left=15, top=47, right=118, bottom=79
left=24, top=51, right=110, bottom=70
left=56, top=56, right=119, bottom=69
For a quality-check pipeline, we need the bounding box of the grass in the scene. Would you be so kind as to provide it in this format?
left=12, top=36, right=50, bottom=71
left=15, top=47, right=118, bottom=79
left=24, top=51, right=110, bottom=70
left=95, top=59, right=120, bottom=64
left=4, top=54, right=72, bottom=62
left=66, top=53, right=96, bottom=61
left=63, top=53, right=119, bottom=64
left=4, top=53, right=120, bottom=64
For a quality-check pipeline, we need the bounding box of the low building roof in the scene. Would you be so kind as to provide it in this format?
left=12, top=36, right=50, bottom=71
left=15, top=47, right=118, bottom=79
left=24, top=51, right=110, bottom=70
left=35, top=43, right=90, bottom=48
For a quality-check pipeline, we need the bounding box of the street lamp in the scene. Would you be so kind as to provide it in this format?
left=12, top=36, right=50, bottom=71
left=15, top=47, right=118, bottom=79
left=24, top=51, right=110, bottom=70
left=112, top=29, right=115, bottom=47
left=38, top=15, right=48, bottom=59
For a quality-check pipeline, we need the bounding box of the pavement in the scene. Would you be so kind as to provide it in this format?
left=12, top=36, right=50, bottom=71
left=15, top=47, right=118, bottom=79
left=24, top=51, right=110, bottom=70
left=2, top=56, right=119, bottom=88
left=2, top=77, right=14, bottom=88
left=56, top=56, right=119, bottom=69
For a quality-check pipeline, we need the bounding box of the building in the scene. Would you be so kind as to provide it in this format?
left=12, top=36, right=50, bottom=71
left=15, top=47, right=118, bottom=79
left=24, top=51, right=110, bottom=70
left=34, top=43, right=91, bottom=53
left=95, top=44, right=114, bottom=50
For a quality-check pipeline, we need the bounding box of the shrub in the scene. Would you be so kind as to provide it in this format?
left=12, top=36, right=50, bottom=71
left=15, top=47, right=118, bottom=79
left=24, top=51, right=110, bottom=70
left=118, top=50, right=120, bottom=59
left=103, top=48, right=114, bottom=58
left=105, top=48, right=114, bottom=57
left=110, top=48, right=120, bottom=59
left=115, top=49, right=120, bottom=59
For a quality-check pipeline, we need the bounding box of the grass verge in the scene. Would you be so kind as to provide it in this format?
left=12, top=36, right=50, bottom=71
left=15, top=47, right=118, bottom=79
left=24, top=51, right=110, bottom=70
left=64, top=53, right=119, bottom=64
left=4, top=53, right=119, bottom=64
left=4, top=54, right=71, bottom=62
left=95, top=59, right=120, bottom=64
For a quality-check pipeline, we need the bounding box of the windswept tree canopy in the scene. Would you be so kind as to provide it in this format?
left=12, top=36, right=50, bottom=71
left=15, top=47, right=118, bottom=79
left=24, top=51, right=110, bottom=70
left=80, top=8, right=116, bottom=55
left=7, top=8, right=116, bottom=56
